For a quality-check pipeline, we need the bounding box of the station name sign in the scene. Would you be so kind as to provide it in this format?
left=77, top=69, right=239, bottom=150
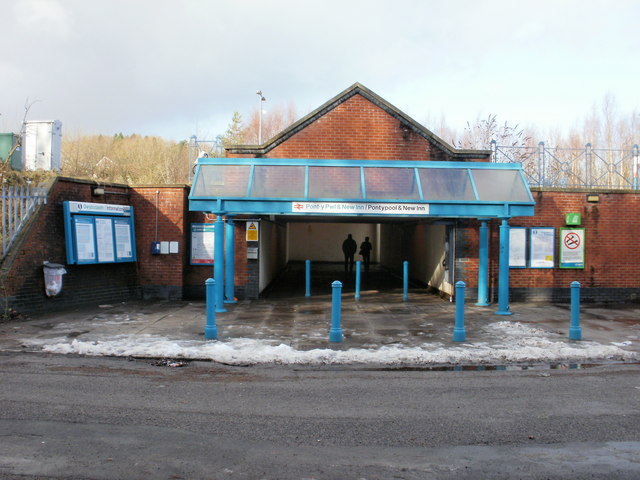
left=292, top=202, right=429, bottom=215
left=67, top=201, right=132, bottom=216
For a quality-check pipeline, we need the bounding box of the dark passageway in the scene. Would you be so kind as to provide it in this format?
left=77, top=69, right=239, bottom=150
left=262, top=262, right=415, bottom=299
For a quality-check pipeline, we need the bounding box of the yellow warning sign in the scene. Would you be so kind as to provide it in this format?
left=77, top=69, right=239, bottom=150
left=246, top=221, right=259, bottom=241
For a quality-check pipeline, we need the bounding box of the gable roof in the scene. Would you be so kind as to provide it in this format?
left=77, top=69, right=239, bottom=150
left=226, top=82, right=491, bottom=160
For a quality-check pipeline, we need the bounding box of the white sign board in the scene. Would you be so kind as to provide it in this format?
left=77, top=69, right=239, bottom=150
left=530, top=228, right=555, bottom=268
left=559, top=228, right=585, bottom=269
left=95, top=217, right=115, bottom=262
left=291, top=202, right=429, bottom=215
left=509, top=227, right=527, bottom=268
left=191, top=224, right=214, bottom=265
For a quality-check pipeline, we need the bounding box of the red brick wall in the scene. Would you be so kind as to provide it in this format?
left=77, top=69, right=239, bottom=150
left=129, top=187, right=188, bottom=298
left=456, top=189, right=640, bottom=302
left=229, top=93, right=487, bottom=161
left=1, top=178, right=137, bottom=313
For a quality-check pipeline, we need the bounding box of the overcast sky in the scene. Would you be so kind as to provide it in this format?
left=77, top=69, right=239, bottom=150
left=1, top=0, right=638, bottom=142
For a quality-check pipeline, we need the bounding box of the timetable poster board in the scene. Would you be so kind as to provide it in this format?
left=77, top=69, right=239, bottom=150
left=95, top=217, right=115, bottom=263
left=114, top=218, right=134, bottom=259
left=64, top=201, right=137, bottom=265
left=530, top=228, right=555, bottom=268
left=559, top=228, right=585, bottom=269
left=191, top=223, right=215, bottom=265
left=509, top=227, right=527, bottom=268
left=74, top=217, right=96, bottom=263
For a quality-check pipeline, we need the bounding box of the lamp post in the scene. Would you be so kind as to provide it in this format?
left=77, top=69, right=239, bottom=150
left=256, top=90, right=266, bottom=144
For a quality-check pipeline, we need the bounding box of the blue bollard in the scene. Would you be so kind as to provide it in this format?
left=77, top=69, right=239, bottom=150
left=403, top=261, right=409, bottom=302
left=305, top=259, right=311, bottom=297
left=329, top=280, right=343, bottom=342
left=355, top=261, right=361, bottom=300
left=453, top=281, right=466, bottom=342
left=204, top=278, right=218, bottom=340
left=569, top=281, right=582, bottom=341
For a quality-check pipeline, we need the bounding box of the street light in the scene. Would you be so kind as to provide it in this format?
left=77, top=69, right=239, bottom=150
left=256, top=90, right=266, bottom=144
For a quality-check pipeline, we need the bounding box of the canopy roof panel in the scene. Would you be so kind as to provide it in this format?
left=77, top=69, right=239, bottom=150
left=189, top=158, right=535, bottom=218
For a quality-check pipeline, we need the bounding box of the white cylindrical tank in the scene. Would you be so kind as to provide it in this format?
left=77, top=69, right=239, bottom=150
left=22, top=120, right=62, bottom=171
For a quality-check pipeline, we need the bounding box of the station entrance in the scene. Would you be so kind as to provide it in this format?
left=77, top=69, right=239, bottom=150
left=259, top=217, right=456, bottom=299
left=189, top=157, right=535, bottom=315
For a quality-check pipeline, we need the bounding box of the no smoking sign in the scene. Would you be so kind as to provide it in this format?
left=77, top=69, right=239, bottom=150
left=563, top=232, right=581, bottom=249
left=560, top=228, right=585, bottom=269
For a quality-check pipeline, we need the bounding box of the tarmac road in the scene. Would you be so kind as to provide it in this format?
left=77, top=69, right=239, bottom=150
left=1, top=352, right=639, bottom=480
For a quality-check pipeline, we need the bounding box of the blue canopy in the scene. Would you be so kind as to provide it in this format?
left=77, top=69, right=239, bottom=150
left=189, top=158, right=534, bottom=218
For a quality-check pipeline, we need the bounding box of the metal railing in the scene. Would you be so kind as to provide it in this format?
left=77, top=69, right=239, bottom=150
left=188, top=136, right=225, bottom=183
left=1, top=184, right=48, bottom=259
left=491, top=141, right=640, bottom=190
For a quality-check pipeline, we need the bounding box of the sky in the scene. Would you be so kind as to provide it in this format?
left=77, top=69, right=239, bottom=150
left=1, top=0, right=639, bottom=142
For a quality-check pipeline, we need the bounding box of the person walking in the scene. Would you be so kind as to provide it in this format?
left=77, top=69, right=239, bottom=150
left=342, top=234, right=357, bottom=272
left=359, top=236, right=373, bottom=272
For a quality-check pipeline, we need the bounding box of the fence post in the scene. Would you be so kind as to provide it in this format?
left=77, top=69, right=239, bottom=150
left=633, top=144, right=639, bottom=190
left=204, top=278, right=218, bottom=340
left=453, top=281, right=466, bottom=342
left=538, top=142, right=546, bottom=186
left=305, top=259, right=311, bottom=297
left=329, top=281, right=343, bottom=343
left=355, top=260, right=361, bottom=300
left=569, top=281, right=582, bottom=341
left=585, top=143, right=592, bottom=188
left=403, top=261, right=409, bottom=302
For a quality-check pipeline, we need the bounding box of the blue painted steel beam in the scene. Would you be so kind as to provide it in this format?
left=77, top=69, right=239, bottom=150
left=224, top=216, right=237, bottom=304
left=189, top=199, right=534, bottom=219
left=214, top=214, right=227, bottom=313
left=496, top=218, right=512, bottom=316
left=192, top=157, right=532, bottom=170
left=476, top=220, right=490, bottom=306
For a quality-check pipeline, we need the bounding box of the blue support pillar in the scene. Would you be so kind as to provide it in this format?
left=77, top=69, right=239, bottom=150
left=476, top=220, right=490, bottom=306
left=453, top=281, right=466, bottom=342
left=214, top=213, right=227, bottom=313
left=224, top=216, right=237, bottom=304
left=204, top=278, right=218, bottom=339
left=355, top=261, right=361, bottom=300
left=329, top=281, right=343, bottom=342
left=496, top=218, right=512, bottom=316
left=305, top=259, right=311, bottom=297
left=569, top=281, right=582, bottom=340
left=403, top=261, right=409, bottom=302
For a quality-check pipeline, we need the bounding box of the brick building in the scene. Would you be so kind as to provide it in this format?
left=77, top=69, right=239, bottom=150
left=2, top=83, right=639, bottom=315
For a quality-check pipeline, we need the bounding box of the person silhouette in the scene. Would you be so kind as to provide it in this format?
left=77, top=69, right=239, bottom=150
left=359, top=236, right=372, bottom=272
left=342, top=234, right=357, bottom=272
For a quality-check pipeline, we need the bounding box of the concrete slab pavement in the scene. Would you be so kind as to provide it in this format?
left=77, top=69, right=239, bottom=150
left=0, top=288, right=638, bottom=365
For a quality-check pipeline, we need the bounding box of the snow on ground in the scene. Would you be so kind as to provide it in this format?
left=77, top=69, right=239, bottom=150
left=22, top=320, right=637, bottom=366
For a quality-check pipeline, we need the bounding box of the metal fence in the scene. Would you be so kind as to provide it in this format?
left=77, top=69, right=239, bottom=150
left=1, top=184, right=48, bottom=259
left=491, top=141, right=640, bottom=190
left=188, top=136, right=225, bottom=183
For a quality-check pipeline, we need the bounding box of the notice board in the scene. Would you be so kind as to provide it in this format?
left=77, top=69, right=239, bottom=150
left=190, top=223, right=214, bottom=265
left=63, top=201, right=137, bottom=265
left=509, top=227, right=527, bottom=268
left=559, top=228, right=585, bottom=269
left=530, top=227, right=555, bottom=268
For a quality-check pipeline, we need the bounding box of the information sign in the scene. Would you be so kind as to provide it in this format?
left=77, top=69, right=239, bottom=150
left=95, top=217, right=115, bottom=263
left=74, top=217, right=96, bottom=263
left=63, top=201, right=137, bottom=265
left=530, top=227, right=555, bottom=268
left=191, top=223, right=214, bottom=265
left=246, top=221, right=259, bottom=241
left=559, top=228, right=585, bottom=269
left=509, top=227, right=527, bottom=268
